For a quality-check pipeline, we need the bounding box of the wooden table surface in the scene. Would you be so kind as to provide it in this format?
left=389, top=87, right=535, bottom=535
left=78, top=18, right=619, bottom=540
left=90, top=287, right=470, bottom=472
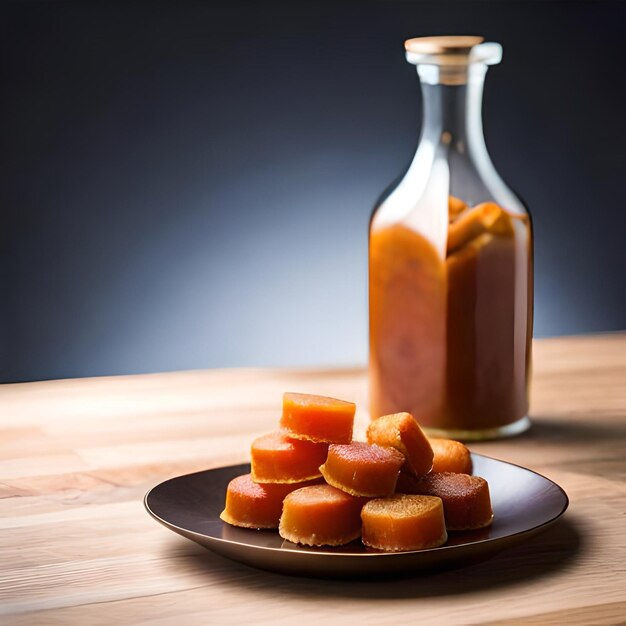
left=1, top=334, right=625, bottom=625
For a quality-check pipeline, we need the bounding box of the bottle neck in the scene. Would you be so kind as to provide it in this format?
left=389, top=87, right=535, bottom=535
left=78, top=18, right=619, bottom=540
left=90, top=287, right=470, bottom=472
left=417, top=64, right=488, bottom=156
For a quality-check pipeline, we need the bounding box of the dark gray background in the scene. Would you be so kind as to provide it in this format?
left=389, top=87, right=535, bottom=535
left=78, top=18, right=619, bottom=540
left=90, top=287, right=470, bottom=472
left=2, top=1, right=625, bottom=383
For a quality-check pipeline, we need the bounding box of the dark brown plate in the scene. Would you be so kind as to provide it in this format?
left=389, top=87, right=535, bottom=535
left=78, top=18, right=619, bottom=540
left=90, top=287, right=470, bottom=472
left=144, top=454, right=568, bottom=578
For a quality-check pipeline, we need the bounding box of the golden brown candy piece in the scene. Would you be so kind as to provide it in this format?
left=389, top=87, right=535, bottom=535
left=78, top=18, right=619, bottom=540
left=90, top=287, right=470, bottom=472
left=279, top=484, right=367, bottom=546
left=413, top=472, right=493, bottom=530
left=220, top=474, right=320, bottom=529
left=429, top=438, right=473, bottom=474
left=320, top=441, right=405, bottom=497
left=280, top=392, right=355, bottom=444
left=448, top=195, right=468, bottom=222
left=367, top=412, right=433, bottom=476
left=250, top=432, right=328, bottom=484
left=447, top=202, right=514, bottom=254
left=361, top=494, right=447, bottom=551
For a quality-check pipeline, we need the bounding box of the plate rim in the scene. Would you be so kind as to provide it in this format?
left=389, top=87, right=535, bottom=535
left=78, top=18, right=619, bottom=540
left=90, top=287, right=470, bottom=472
left=144, top=453, right=569, bottom=558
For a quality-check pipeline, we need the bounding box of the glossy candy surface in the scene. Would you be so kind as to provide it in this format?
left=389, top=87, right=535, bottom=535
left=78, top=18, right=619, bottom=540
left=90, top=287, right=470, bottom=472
left=280, top=392, right=355, bottom=444
left=250, top=432, right=329, bottom=484
left=279, top=484, right=367, bottom=546
left=413, top=472, right=493, bottom=530
left=220, top=474, right=319, bottom=529
left=320, top=441, right=405, bottom=497
left=367, top=412, right=433, bottom=476
left=429, top=438, right=473, bottom=474
left=361, top=494, right=447, bottom=551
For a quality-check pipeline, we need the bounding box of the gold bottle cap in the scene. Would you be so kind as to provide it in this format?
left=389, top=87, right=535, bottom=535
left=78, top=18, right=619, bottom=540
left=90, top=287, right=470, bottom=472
left=405, top=36, right=485, bottom=55
left=404, top=36, right=502, bottom=84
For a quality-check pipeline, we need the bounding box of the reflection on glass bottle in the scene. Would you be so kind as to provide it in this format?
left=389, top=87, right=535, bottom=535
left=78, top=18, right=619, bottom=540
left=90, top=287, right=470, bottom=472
left=369, top=37, right=533, bottom=440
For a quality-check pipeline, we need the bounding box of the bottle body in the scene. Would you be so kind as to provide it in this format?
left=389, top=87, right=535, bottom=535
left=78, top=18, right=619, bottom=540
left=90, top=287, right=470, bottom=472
left=368, top=39, right=532, bottom=440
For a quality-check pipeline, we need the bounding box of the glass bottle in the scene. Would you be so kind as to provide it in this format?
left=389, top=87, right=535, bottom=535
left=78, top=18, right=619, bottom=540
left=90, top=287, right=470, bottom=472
left=369, top=36, right=533, bottom=440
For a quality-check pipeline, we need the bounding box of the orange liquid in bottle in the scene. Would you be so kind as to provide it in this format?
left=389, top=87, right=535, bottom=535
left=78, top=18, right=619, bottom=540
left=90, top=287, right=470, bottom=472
left=369, top=199, right=532, bottom=437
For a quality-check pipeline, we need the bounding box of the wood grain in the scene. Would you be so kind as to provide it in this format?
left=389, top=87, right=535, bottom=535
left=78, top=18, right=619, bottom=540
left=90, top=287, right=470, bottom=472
left=1, top=334, right=625, bottom=625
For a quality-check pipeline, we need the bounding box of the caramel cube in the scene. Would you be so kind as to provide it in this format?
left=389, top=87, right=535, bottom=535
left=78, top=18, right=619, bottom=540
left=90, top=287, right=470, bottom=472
left=320, top=441, right=405, bottom=497
left=413, top=472, right=493, bottom=530
left=361, top=494, right=447, bottom=551
left=367, top=412, right=433, bottom=476
left=279, top=484, right=367, bottom=546
left=280, top=392, right=355, bottom=444
left=250, top=432, right=328, bottom=484
left=220, top=474, right=319, bottom=529
left=429, top=438, right=473, bottom=474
